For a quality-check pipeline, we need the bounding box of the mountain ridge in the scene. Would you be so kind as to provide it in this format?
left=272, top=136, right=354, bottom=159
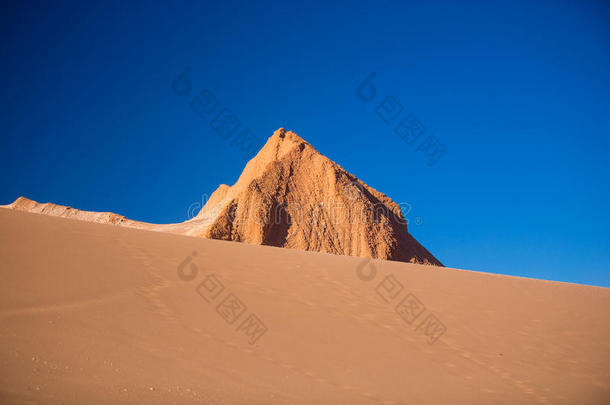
left=3, top=128, right=442, bottom=266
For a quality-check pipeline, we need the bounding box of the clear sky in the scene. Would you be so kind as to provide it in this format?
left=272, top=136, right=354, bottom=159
left=2, top=0, right=609, bottom=286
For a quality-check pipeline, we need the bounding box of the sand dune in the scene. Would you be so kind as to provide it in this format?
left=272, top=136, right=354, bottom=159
left=1, top=208, right=609, bottom=404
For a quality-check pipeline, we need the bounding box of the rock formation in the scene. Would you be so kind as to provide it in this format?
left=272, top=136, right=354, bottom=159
left=2, top=128, right=442, bottom=266
left=6, top=196, right=139, bottom=226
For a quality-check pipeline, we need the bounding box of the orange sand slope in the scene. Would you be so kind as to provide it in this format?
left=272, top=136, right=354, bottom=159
left=1, top=208, right=609, bottom=404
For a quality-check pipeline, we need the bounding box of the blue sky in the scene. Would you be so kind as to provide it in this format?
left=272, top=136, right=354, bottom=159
left=2, top=0, right=609, bottom=286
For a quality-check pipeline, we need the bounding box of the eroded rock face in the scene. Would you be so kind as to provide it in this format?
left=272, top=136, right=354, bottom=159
left=3, top=128, right=442, bottom=266
left=193, top=128, right=442, bottom=265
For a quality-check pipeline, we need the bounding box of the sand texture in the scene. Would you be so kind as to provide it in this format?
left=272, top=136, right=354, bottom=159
left=1, top=208, right=609, bottom=404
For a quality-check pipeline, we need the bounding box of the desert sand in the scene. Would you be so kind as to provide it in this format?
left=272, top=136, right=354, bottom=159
left=1, top=208, right=609, bottom=404
left=3, top=129, right=441, bottom=266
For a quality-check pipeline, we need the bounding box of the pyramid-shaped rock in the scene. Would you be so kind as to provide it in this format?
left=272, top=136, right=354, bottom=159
left=192, top=128, right=442, bottom=265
